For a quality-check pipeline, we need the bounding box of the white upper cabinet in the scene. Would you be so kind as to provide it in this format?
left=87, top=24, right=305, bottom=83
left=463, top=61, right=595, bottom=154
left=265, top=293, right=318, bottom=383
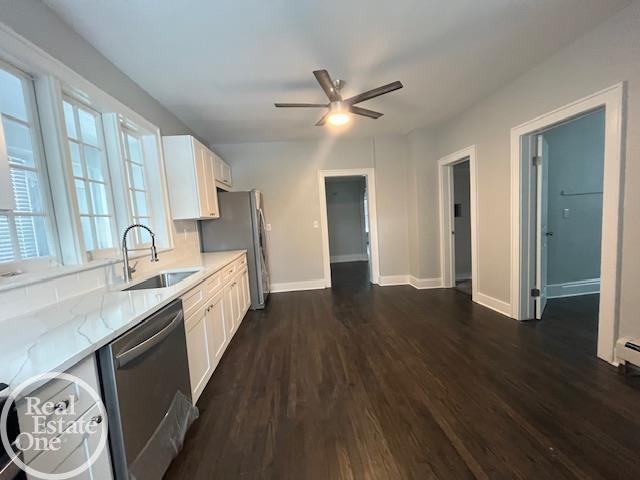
left=214, top=153, right=233, bottom=190
left=162, top=135, right=219, bottom=219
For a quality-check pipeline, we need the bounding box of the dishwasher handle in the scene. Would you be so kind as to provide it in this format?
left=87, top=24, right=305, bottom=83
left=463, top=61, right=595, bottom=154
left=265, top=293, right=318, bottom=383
left=115, top=310, right=184, bottom=368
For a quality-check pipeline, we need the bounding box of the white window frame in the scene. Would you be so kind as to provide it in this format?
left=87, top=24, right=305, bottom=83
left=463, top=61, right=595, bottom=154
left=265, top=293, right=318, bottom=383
left=104, top=114, right=174, bottom=253
left=61, top=96, right=119, bottom=259
left=0, top=21, right=175, bottom=280
left=121, top=125, right=154, bottom=246
left=0, top=59, right=59, bottom=273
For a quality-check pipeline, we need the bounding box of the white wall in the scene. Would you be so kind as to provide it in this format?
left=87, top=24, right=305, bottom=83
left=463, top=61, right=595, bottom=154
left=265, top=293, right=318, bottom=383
left=407, top=0, right=640, bottom=341
left=216, top=135, right=410, bottom=286
left=545, top=109, right=605, bottom=286
left=453, top=162, right=472, bottom=279
left=325, top=177, right=367, bottom=262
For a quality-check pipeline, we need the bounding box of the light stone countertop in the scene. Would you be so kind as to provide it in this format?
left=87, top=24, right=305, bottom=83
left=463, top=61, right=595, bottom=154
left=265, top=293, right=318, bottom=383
left=0, top=250, right=246, bottom=396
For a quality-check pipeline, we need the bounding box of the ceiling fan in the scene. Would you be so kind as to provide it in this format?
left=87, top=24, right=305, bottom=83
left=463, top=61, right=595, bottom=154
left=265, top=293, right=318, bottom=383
left=274, top=70, right=403, bottom=126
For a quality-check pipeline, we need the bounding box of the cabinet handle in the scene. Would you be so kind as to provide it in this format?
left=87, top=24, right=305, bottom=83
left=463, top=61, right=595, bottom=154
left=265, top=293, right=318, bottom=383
left=55, top=399, right=70, bottom=411
left=90, top=415, right=103, bottom=425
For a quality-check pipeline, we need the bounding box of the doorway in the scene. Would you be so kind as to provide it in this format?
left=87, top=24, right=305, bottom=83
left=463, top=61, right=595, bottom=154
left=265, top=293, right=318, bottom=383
left=453, top=161, right=472, bottom=295
left=318, top=168, right=380, bottom=288
left=324, top=176, right=370, bottom=287
left=510, top=84, right=624, bottom=363
left=533, top=109, right=605, bottom=321
left=438, top=146, right=479, bottom=302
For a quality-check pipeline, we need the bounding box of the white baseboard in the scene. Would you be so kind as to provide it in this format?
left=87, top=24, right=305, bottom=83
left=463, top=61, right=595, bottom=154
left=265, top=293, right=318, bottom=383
left=330, top=253, right=368, bottom=263
left=475, top=292, right=511, bottom=317
left=378, top=275, right=410, bottom=286
left=455, top=272, right=471, bottom=281
left=270, top=279, right=326, bottom=293
left=378, top=275, right=442, bottom=290
left=547, top=278, right=600, bottom=299
left=410, top=276, right=443, bottom=289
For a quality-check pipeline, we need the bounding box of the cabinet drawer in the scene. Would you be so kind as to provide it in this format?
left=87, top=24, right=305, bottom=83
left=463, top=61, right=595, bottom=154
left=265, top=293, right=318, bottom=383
left=182, top=284, right=205, bottom=320
left=17, top=356, right=100, bottom=462
left=204, top=271, right=222, bottom=298
left=222, top=263, right=237, bottom=283
left=29, top=403, right=109, bottom=479
left=184, top=304, right=206, bottom=332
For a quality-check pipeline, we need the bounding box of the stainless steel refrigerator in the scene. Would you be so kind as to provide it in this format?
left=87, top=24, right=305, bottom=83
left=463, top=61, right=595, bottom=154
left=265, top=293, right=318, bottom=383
left=199, top=190, right=270, bottom=309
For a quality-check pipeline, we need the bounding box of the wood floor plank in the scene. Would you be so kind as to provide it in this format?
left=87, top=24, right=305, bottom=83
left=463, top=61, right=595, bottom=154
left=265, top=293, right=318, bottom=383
left=165, top=262, right=640, bottom=479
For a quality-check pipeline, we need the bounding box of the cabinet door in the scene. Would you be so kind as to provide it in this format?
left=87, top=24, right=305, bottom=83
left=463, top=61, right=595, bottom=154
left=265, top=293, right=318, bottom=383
left=242, top=269, right=251, bottom=311
left=205, top=291, right=227, bottom=367
left=204, top=150, right=220, bottom=217
left=231, top=279, right=242, bottom=331
left=192, top=140, right=210, bottom=218
left=222, top=161, right=232, bottom=186
left=214, top=154, right=224, bottom=181
left=185, top=307, right=211, bottom=401
left=223, top=283, right=236, bottom=337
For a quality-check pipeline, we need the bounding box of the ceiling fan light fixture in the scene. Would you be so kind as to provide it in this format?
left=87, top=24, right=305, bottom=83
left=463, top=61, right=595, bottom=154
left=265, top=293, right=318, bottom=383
left=327, top=101, right=350, bottom=126
left=328, top=112, right=350, bottom=126
left=274, top=70, right=403, bottom=127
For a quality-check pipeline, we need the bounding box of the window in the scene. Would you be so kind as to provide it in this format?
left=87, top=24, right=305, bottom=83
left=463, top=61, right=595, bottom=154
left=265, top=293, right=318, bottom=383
left=62, top=98, right=116, bottom=254
left=0, top=64, right=54, bottom=265
left=121, top=127, right=153, bottom=245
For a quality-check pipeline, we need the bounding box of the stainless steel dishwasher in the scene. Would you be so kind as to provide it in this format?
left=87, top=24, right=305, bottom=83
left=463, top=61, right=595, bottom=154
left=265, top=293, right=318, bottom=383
left=98, top=299, right=196, bottom=480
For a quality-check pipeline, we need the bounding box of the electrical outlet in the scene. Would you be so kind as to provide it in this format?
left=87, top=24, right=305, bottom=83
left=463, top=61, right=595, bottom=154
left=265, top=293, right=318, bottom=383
left=313, top=220, right=319, bottom=229
left=563, top=208, right=570, bottom=219
left=266, top=223, right=272, bottom=231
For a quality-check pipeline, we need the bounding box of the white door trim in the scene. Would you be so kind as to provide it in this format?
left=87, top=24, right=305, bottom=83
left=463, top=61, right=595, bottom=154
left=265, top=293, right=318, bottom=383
left=318, top=168, right=380, bottom=287
left=438, top=145, right=479, bottom=302
left=510, top=83, right=625, bottom=364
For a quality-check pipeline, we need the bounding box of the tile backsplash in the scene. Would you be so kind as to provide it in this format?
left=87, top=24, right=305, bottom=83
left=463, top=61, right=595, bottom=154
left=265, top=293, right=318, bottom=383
left=0, top=220, right=201, bottom=321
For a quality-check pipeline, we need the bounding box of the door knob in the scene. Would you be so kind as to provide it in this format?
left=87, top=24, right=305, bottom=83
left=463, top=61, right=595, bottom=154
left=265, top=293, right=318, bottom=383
left=545, top=232, right=554, bottom=237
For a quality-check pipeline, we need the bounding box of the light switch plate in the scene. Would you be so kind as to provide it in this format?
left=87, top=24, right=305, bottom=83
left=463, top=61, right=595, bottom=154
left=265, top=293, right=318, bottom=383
left=266, top=223, right=272, bottom=231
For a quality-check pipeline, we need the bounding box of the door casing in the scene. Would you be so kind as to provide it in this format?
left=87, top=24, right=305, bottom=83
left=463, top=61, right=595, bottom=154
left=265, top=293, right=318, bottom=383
left=438, top=145, right=479, bottom=302
left=510, top=83, right=625, bottom=364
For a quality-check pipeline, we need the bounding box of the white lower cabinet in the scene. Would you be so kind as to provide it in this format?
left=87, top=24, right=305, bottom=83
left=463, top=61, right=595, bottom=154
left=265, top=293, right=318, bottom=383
left=184, top=306, right=211, bottom=401
left=29, top=403, right=111, bottom=480
left=182, top=254, right=251, bottom=403
left=18, top=356, right=113, bottom=480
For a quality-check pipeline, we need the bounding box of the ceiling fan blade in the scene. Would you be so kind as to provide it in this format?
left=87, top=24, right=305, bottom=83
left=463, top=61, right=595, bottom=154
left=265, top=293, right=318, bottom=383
left=345, top=81, right=403, bottom=105
left=315, top=113, right=328, bottom=126
left=313, top=70, right=340, bottom=102
left=350, top=106, right=383, bottom=119
left=274, top=103, right=327, bottom=108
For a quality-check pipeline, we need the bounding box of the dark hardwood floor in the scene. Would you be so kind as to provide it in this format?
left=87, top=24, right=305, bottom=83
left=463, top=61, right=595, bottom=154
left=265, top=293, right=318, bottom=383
left=166, top=262, right=640, bottom=479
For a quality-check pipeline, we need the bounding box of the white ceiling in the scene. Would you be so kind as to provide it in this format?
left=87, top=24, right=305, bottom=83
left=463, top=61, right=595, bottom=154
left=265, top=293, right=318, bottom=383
left=46, top=0, right=629, bottom=144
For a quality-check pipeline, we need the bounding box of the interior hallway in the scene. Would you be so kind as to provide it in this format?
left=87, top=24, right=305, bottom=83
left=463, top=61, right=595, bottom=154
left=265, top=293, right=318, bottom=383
left=166, top=263, right=640, bottom=479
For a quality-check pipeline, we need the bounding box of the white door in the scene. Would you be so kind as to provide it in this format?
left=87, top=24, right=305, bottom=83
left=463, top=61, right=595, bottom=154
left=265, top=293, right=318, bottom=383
left=535, top=135, right=550, bottom=319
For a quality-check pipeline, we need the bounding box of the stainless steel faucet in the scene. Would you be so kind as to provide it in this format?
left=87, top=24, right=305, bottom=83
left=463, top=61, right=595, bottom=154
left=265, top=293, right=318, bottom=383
left=122, top=224, right=159, bottom=282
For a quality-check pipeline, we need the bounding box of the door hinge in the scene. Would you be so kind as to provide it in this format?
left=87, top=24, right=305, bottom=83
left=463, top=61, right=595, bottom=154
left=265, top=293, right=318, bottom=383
left=531, top=288, right=541, bottom=298
left=532, top=155, right=541, bottom=166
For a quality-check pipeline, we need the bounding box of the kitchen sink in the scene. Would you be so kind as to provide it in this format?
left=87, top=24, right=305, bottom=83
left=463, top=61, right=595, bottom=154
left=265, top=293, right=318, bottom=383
left=123, top=270, right=199, bottom=291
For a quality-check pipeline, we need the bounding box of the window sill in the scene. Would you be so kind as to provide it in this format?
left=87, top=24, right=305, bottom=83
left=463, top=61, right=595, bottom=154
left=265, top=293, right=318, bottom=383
left=0, top=246, right=175, bottom=293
